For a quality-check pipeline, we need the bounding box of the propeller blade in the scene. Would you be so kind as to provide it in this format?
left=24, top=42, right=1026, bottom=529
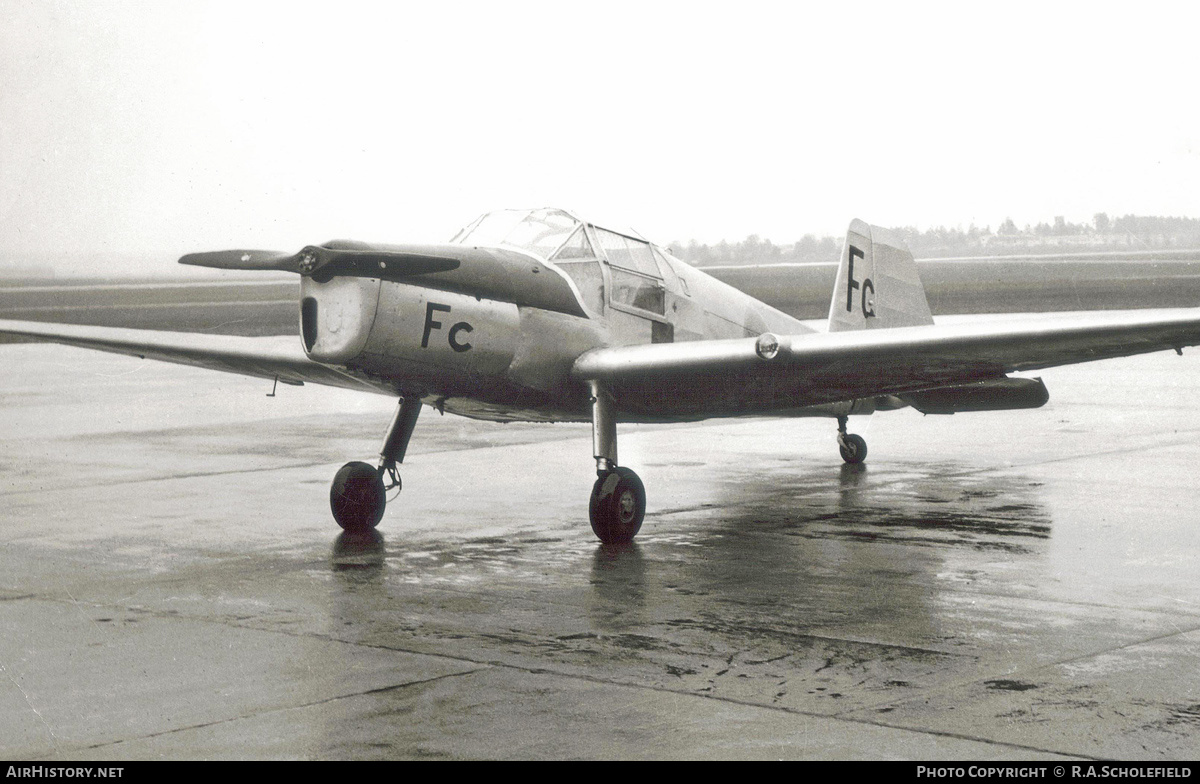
left=179, top=244, right=461, bottom=280
left=178, top=249, right=298, bottom=271
left=308, top=250, right=461, bottom=281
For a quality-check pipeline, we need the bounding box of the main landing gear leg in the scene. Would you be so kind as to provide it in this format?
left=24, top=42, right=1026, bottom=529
left=836, top=415, right=868, bottom=465
left=587, top=382, right=645, bottom=545
left=330, top=396, right=422, bottom=531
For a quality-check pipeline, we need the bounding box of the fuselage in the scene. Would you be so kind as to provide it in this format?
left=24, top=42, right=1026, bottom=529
left=296, top=208, right=811, bottom=422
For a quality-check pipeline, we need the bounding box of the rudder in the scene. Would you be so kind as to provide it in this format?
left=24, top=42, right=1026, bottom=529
left=827, top=219, right=933, bottom=332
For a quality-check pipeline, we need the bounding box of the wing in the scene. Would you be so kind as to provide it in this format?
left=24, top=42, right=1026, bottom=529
left=0, top=319, right=386, bottom=394
left=572, top=308, right=1200, bottom=419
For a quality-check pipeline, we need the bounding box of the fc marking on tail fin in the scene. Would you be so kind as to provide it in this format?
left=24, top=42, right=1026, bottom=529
left=845, top=245, right=875, bottom=318
left=829, top=220, right=932, bottom=332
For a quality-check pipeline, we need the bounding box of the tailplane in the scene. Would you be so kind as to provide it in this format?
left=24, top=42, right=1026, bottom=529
left=827, top=219, right=933, bottom=332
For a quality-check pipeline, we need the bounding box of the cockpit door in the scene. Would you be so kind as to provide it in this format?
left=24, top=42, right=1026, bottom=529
left=593, top=228, right=674, bottom=343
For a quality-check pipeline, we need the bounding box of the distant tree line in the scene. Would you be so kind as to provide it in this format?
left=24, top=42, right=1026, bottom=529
left=670, top=214, right=1200, bottom=266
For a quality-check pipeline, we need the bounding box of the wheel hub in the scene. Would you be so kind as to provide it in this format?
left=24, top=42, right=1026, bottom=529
left=617, top=490, right=637, bottom=524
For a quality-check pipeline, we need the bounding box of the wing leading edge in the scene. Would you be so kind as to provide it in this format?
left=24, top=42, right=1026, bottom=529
left=0, top=319, right=386, bottom=394
left=572, top=308, right=1200, bottom=419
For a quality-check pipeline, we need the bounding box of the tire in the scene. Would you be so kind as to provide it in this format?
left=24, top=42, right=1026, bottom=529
left=330, top=461, right=386, bottom=530
left=839, top=434, right=868, bottom=464
left=589, top=467, right=646, bottom=544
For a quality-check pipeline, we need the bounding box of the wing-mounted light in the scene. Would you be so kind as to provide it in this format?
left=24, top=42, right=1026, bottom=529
left=179, top=244, right=461, bottom=282
left=755, top=332, right=781, bottom=360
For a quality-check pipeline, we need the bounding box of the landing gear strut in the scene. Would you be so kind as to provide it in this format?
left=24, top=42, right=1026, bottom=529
left=330, top=396, right=421, bottom=530
left=588, top=382, right=645, bottom=544
left=836, top=415, right=867, bottom=464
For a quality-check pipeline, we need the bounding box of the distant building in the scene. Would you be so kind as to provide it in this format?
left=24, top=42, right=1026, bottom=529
left=0, top=261, right=55, bottom=279
left=982, top=233, right=1138, bottom=248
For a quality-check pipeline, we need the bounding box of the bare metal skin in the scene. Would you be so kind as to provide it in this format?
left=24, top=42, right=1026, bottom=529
left=4, top=207, right=1200, bottom=541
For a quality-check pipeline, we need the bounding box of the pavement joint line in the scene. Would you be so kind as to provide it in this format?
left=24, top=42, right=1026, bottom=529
left=1003, top=435, right=1200, bottom=469
left=0, top=461, right=340, bottom=498
left=4, top=417, right=1196, bottom=501
left=14, top=668, right=487, bottom=761
left=15, top=591, right=1105, bottom=760
left=832, top=618, right=1200, bottom=738
left=1, top=660, right=60, bottom=743
left=0, top=300, right=294, bottom=313
left=0, top=435, right=594, bottom=499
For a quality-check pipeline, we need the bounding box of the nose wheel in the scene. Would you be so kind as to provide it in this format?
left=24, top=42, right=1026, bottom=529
left=329, top=396, right=421, bottom=531
left=330, top=461, right=387, bottom=530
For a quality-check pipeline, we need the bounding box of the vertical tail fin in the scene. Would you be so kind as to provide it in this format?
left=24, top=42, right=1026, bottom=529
left=827, top=219, right=933, bottom=332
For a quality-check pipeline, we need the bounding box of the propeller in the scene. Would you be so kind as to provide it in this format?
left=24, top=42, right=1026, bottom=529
left=179, top=244, right=461, bottom=282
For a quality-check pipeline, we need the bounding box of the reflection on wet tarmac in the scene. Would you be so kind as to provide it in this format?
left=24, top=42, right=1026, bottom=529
left=707, top=460, right=1052, bottom=554
left=332, top=529, right=386, bottom=572
left=588, top=543, right=647, bottom=630
left=313, top=460, right=1055, bottom=702
left=294, top=429, right=1198, bottom=757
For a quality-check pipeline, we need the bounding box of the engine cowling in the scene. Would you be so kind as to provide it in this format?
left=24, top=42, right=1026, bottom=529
left=300, top=276, right=380, bottom=362
left=300, top=276, right=521, bottom=383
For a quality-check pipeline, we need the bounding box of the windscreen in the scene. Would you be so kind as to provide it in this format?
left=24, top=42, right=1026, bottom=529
left=452, top=208, right=581, bottom=259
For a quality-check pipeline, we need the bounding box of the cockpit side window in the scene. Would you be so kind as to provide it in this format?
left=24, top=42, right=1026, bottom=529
left=595, top=229, right=660, bottom=277
left=550, top=227, right=594, bottom=260
left=595, top=228, right=666, bottom=315
left=651, top=247, right=684, bottom=291
left=552, top=227, right=604, bottom=314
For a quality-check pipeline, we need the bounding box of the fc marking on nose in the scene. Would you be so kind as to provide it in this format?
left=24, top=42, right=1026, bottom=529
left=423, top=302, right=473, bottom=352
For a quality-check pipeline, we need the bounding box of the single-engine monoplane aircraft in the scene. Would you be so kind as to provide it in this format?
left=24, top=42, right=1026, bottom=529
left=4, top=208, right=1200, bottom=543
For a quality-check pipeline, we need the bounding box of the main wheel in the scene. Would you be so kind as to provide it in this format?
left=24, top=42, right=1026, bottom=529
left=330, top=461, right=386, bottom=530
left=839, top=433, right=868, bottom=464
left=589, top=467, right=646, bottom=544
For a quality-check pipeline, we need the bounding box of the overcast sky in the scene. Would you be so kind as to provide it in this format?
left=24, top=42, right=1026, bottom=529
left=2, top=0, right=1198, bottom=272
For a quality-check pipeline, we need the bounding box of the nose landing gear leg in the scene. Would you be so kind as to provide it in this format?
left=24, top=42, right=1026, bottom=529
left=330, top=396, right=422, bottom=530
